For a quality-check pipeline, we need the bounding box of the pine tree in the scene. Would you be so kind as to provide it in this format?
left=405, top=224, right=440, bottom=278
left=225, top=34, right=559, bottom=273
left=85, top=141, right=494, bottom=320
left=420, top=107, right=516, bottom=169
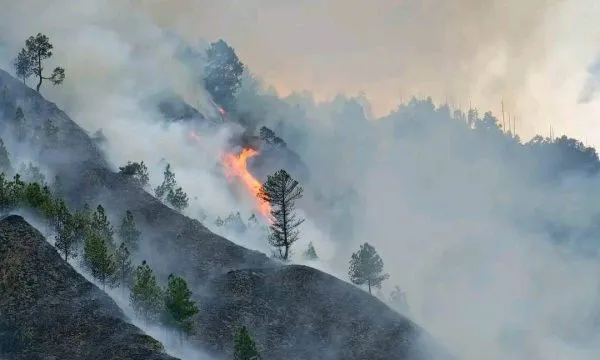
left=71, top=207, right=91, bottom=250
left=348, top=243, right=389, bottom=295
left=13, top=33, right=66, bottom=92
left=163, top=274, right=198, bottom=342
left=303, top=242, right=318, bottom=260
left=154, top=163, right=176, bottom=201
left=233, top=326, right=261, bottom=360
left=0, top=138, right=12, bottom=174
left=203, top=39, right=244, bottom=112
left=0, top=173, right=15, bottom=212
left=52, top=175, right=64, bottom=198
left=55, top=209, right=78, bottom=261
left=48, top=196, right=69, bottom=232
left=223, top=211, right=246, bottom=232
left=114, top=242, right=133, bottom=288
left=258, top=169, right=305, bottom=260
left=390, top=286, right=409, bottom=313
left=130, top=261, right=164, bottom=323
left=75, top=203, right=93, bottom=237
left=13, top=107, right=26, bottom=142
left=14, top=49, right=33, bottom=83
left=118, top=161, right=149, bottom=188
left=118, top=210, right=140, bottom=253
left=83, top=233, right=117, bottom=290
left=43, top=119, right=59, bottom=148
left=90, top=205, right=115, bottom=249
left=167, top=186, right=189, bottom=212
left=9, top=174, right=26, bottom=206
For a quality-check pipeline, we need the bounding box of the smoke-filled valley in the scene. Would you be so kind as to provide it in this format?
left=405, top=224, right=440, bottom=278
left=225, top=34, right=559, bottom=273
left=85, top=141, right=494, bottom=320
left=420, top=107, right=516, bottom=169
left=2, top=1, right=600, bottom=360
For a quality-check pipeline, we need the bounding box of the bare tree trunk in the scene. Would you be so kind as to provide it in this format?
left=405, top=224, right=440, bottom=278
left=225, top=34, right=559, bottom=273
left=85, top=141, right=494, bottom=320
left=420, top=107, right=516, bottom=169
left=368, top=279, right=371, bottom=295
left=36, top=54, right=42, bottom=92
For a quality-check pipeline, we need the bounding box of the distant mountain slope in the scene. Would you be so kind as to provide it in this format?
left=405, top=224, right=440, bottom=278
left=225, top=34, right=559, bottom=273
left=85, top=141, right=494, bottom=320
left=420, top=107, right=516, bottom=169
left=0, top=69, right=449, bottom=360
left=0, top=215, right=178, bottom=360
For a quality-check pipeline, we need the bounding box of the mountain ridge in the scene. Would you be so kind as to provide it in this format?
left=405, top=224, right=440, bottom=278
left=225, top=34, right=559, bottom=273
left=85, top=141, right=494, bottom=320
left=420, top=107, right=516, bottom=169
left=0, top=68, right=448, bottom=360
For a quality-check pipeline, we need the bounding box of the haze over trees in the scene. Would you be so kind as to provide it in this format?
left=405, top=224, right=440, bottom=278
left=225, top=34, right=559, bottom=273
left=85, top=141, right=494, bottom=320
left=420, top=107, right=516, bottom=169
left=258, top=169, right=305, bottom=260
left=114, top=242, right=133, bottom=287
left=118, top=161, right=149, bottom=188
left=303, top=241, right=318, bottom=260
left=349, top=242, right=389, bottom=295
left=13, top=33, right=66, bottom=92
left=118, top=210, right=141, bottom=253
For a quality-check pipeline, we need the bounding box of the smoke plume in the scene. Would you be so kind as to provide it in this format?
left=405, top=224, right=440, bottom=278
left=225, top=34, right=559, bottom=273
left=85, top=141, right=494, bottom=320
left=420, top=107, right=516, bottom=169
left=3, top=1, right=600, bottom=360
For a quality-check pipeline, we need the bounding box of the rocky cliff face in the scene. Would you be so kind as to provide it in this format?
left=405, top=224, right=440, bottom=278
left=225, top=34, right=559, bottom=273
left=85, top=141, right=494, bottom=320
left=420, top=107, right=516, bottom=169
left=0, top=215, right=178, bottom=360
left=0, top=69, right=450, bottom=360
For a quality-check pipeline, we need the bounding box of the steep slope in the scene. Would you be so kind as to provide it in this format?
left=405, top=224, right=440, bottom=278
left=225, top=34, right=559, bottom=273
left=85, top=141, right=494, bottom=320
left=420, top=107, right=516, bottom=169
left=0, top=68, right=273, bottom=283
left=0, top=69, right=450, bottom=360
left=197, top=266, right=448, bottom=360
left=0, top=215, right=178, bottom=360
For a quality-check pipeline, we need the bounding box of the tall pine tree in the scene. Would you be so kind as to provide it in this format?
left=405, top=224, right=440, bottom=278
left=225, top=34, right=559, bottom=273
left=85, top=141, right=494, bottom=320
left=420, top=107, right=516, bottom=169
left=130, top=261, right=163, bottom=323
left=83, top=233, right=117, bottom=290
left=90, top=204, right=115, bottom=250
left=55, top=210, right=79, bottom=261
left=114, top=242, right=133, bottom=288
left=258, top=169, right=305, bottom=260
left=163, top=274, right=198, bottom=342
left=233, top=326, right=261, bottom=360
left=118, top=210, right=140, bottom=253
left=154, top=164, right=176, bottom=201
left=203, top=39, right=244, bottom=112
left=0, top=138, right=12, bottom=174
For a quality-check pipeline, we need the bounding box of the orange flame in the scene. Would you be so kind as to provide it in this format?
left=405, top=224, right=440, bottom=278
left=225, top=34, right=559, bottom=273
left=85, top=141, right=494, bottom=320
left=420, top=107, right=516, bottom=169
left=222, top=148, right=272, bottom=220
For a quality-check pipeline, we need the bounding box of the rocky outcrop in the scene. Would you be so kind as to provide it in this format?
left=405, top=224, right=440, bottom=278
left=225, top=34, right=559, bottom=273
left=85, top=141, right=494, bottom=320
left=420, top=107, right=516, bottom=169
left=0, top=215, right=178, bottom=360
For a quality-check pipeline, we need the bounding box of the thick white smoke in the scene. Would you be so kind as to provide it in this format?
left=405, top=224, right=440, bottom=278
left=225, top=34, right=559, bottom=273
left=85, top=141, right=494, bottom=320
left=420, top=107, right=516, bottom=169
left=3, top=1, right=600, bottom=360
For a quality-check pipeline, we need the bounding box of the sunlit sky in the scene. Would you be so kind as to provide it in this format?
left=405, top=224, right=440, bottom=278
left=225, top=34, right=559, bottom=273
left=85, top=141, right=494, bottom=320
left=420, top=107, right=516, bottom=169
left=130, top=0, right=600, bottom=145
left=3, top=0, right=600, bottom=144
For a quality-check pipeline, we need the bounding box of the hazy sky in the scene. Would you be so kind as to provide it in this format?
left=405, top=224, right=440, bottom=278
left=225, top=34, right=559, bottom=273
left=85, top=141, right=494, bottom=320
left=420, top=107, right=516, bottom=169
left=131, top=0, right=600, bottom=143
left=3, top=0, right=600, bottom=143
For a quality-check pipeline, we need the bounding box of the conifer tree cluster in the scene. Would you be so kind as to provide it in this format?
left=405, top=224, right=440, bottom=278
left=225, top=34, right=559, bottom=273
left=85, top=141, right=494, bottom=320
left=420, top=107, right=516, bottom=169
left=129, top=263, right=199, bottom=342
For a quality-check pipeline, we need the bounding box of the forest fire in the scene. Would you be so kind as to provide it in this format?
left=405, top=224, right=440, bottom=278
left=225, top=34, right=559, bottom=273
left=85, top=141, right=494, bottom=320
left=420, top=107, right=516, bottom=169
left=221, top=147, right=272, bottom=220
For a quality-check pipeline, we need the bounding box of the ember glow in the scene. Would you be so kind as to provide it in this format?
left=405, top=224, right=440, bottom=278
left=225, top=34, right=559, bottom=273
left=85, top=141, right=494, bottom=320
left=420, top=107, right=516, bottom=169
left=222, top=148, right=272, bottom=220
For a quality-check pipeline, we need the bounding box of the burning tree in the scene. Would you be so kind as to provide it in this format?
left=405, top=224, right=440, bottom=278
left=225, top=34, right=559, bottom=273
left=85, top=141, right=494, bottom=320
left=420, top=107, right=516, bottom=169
left=13, top=33, right=66, bottom=92
left=258, top=169, right=304, bottom=261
